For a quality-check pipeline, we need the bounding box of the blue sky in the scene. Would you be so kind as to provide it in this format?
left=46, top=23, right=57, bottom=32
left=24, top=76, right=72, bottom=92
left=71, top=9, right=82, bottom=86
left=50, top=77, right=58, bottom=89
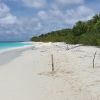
left=0, top=0, right=99, bottom=41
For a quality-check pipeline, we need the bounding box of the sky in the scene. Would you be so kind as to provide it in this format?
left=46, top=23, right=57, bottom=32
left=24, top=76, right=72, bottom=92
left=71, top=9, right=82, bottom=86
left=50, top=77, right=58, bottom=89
left=0, top=0, right=100, bottom=41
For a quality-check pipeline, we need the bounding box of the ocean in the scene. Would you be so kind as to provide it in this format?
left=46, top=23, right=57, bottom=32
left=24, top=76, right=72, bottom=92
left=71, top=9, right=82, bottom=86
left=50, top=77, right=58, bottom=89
left=0, top=42, right=32, bottom=50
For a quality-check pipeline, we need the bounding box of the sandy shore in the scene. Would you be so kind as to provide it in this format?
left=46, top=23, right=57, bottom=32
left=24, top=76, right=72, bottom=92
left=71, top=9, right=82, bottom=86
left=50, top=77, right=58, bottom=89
left=0, top=42, right=100, bottom=100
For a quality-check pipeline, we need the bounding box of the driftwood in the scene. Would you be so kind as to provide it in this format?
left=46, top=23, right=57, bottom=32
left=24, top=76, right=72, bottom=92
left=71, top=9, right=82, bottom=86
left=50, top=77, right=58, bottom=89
left=51, top=54, right=54, bottom=72
left=93, top=51, right=97, bottom=69
left=66, top=44, right=83, bottom=51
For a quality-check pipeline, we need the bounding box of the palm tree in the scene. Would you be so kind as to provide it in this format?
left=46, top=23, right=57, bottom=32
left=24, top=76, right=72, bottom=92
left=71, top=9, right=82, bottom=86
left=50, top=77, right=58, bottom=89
left=72, top=21, right=87, bottom=36
left=92, top=14, right=100, bottom=23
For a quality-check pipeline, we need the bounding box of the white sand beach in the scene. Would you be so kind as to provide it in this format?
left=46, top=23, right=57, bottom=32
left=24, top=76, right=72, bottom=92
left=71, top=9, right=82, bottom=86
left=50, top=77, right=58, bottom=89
left=0, top=42, right=100, bottom=100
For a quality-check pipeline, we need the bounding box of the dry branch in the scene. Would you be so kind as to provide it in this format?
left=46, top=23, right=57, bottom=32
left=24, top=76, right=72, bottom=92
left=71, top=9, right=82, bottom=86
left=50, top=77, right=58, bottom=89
left=66, top=44, right=83, bottom=51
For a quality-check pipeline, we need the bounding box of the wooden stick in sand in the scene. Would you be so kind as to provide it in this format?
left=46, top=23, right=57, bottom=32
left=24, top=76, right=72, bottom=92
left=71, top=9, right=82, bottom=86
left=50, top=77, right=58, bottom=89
left=93, top=51, right=97, bottom=69
left=51, top=54, right=54, bottom=72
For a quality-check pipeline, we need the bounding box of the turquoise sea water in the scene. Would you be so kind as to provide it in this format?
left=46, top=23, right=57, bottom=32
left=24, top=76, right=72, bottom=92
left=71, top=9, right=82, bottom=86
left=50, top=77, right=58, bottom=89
left=0, top=42, right=32, bottom=50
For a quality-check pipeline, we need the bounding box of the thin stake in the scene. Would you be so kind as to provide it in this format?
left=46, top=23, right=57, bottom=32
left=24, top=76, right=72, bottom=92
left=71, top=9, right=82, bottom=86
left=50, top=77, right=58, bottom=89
left=93, top=51, right=97, bottom=69
left=51, top=54, right=54, bottom=72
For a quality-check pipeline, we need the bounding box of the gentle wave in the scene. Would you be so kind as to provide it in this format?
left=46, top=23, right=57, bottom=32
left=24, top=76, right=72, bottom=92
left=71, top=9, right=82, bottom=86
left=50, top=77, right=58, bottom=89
left=0, top=42, right=32, bottom=50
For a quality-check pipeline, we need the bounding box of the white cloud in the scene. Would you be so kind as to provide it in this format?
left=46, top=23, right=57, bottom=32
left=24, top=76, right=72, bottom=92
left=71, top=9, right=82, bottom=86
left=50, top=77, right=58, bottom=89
left=65, top=6, right=94, bottom=24
left=22, top=0, right=84, bottom=9
left=22, top=0, right=47, bottom=8
left=0, top=14, right=17, bottom=24
left=38, top=11, right=48, bottom=20
left=37, top=5, right=94, bottom=27
left=55, top=0, right=84, bottom=5
left=0, top=3, right=17, bottom=25
left=0, top=3, right=10, bottom=18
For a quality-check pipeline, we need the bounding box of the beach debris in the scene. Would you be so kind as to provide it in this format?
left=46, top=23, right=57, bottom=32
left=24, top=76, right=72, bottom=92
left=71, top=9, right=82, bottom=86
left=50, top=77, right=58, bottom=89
left=51, top=54, right=54, bottom=72
left=66, top=44, right=83, bottom=51
left=93, top=51, right=97, bottom=69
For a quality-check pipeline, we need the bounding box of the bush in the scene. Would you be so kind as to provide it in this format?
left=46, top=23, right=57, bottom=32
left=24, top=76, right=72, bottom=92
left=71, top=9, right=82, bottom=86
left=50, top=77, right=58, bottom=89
left=79, top=33, right=100, bottom=46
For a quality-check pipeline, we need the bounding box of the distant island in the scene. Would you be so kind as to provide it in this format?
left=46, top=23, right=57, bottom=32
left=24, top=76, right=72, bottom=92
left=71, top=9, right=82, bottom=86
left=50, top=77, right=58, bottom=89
left=31, top=14, right=100, bottom=46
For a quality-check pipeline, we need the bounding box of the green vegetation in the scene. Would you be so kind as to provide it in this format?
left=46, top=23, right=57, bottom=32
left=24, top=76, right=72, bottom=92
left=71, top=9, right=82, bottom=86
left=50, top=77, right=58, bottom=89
left=31, top=14, right=100, bottom=46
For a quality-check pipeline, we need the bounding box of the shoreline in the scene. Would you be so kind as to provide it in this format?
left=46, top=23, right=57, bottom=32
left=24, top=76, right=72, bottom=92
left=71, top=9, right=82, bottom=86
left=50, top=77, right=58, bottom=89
left=0, top=45, right=33, bottom=66
left=0, top=45, right=33, bottom=54
left=0, top=41, right=33, bottom=54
